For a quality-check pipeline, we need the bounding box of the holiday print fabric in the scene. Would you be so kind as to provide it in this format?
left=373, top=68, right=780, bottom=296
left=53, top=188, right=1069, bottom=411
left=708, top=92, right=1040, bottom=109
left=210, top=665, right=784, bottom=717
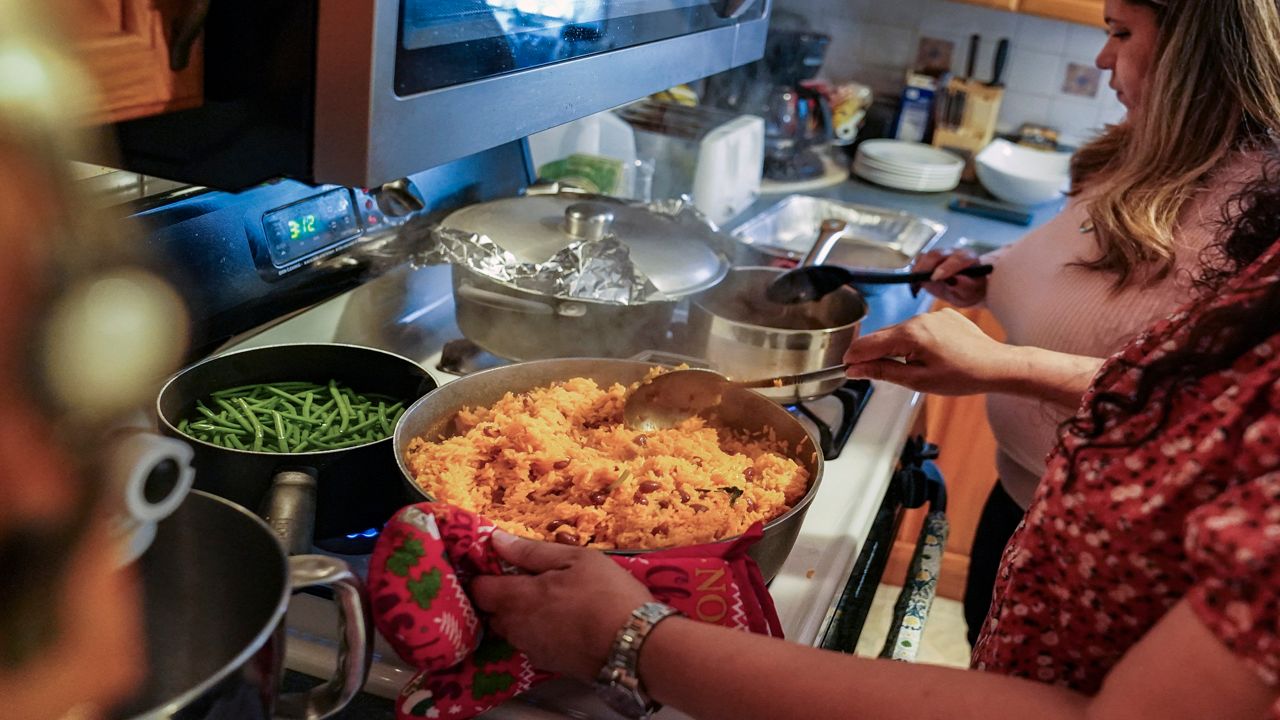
left=369, top=502, right=782, bottom=719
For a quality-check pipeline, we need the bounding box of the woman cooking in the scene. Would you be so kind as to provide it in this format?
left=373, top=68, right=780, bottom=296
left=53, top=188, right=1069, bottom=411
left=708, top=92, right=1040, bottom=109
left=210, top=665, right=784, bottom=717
left=465, top=1, right=1280, bottom=716
left=892, top=0, right=1280, bottom=640
left=470, top=146, right=1280, bottom=718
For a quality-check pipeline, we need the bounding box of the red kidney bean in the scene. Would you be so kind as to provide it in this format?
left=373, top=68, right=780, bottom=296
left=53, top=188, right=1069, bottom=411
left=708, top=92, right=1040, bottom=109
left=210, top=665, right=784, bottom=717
left=658, top=500, right=671, bottom=509
left=745, top=497, right=757, bottom=512
left=553, top=459, right=571, bottom=470
left=634, top=494, right=649, bottom=506
left=546, top=519, right=567, bottom=532
left=634, top=434, right=648, bottom=447
left=554, top=530, right=580, bottom=545
left=638, top=480, right=661, bottom=493
left=588, top=490, right=609, bottom=506
left=678, top=488, right=691, bottom=503
left=743, top=466, right=757, bottom=481
left=691, top=503, right=708, bottom=513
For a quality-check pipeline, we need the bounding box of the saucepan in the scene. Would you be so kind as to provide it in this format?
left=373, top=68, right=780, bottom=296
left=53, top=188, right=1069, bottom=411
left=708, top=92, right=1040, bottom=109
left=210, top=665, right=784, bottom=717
left=109, top=490, right=371, bottom=720
left=390, top=358, right=824, bottom=581
left=687, top=266, right=867, bottom=403
left=155, top=343, right=437, bottom=546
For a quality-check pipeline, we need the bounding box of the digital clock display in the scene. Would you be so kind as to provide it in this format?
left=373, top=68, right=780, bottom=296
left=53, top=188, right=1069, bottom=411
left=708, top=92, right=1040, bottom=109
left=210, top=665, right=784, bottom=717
left=261, top=188, right=360, bottom=268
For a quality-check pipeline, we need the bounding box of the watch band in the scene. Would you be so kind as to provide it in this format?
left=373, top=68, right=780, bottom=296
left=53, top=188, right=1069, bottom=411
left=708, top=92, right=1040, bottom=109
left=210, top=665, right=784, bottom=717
left=595, top=601, right=681, bottom=719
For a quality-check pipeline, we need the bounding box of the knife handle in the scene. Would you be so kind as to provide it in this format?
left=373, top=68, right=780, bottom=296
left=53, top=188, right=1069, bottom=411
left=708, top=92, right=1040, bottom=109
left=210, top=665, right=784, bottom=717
left=966, top=34, right=980, bottom=80
left=991, top=38, right=1010, bottom=87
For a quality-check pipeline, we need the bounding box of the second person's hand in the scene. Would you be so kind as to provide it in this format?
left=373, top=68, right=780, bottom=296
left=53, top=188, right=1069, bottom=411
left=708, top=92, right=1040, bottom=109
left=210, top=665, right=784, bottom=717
left=842, top=308, right=1019, bottom=395
left=912, top=248, right=989, bottom=307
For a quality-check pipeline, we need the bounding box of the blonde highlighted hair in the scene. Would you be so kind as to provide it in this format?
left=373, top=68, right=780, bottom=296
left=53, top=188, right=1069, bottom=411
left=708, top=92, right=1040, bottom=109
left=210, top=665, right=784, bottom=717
left=1070, top=0, right=1280, bottom=287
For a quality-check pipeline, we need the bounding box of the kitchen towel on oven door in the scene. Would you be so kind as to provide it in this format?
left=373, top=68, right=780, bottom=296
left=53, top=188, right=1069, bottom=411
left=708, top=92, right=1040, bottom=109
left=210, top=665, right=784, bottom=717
left=370, top=502, right=782, bottom=719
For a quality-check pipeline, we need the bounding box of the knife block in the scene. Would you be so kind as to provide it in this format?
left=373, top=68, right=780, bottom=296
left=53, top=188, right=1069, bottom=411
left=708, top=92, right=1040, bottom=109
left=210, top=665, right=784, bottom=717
left=932, top=77, right=1004, bottom=180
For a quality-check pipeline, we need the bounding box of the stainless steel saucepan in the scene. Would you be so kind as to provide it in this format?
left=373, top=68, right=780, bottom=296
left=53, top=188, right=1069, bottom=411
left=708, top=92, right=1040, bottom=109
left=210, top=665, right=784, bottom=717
left=687, top=266, right=867, bottom=403
left=391, top=359, right=823, bottom=581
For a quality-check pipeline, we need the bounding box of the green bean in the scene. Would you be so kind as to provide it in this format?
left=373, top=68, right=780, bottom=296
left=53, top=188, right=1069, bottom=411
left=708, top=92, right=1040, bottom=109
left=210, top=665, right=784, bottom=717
left=272, top=411, right=289, bottom=453
left=237, top=398, right=265, bottom=451
left=302, top=392, right=314, bottom=419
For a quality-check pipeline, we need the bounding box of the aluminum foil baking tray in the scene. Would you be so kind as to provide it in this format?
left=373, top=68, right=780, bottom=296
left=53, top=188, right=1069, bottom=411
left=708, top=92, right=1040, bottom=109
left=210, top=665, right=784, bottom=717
left=731, top=195, right=947, bottom=272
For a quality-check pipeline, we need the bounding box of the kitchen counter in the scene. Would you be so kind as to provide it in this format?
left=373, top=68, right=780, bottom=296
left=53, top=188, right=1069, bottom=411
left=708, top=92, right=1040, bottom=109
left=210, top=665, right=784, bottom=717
left=240, top=177, right=1056, bottom=719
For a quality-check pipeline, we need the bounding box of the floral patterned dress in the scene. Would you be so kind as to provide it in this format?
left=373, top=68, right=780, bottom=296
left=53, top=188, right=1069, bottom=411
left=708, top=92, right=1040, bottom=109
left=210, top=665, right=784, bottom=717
left=971, top=241, right=1280, bottom=714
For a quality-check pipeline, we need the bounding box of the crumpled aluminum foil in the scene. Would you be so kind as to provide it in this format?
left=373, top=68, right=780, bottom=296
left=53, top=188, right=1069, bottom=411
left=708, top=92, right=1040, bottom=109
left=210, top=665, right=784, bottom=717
left=418, top=225, right=665, bottom=305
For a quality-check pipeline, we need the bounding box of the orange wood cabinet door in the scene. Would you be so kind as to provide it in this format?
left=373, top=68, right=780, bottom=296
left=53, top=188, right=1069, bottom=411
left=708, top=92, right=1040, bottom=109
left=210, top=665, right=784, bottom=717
left=884, top=302, right=1005, bottom=602
left=67, top=0, right=203, bottom=123
left=1019, top=0, right=1106, bottom=27
left=947, top=0, right=1020, bottom=11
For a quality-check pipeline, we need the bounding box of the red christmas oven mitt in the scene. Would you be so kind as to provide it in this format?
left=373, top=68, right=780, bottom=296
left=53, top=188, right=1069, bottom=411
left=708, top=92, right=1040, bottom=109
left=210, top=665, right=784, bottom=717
left=369, top=502, right=783, bottom=719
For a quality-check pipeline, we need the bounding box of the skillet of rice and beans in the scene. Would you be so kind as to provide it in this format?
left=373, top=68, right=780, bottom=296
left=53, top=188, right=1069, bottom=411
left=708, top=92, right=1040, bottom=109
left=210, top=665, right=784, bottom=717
left=403, top=374, right=811, bottom=550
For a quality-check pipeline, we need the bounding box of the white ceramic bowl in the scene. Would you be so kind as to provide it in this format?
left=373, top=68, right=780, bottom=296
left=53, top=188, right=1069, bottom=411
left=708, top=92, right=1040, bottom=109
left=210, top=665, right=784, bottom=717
left=974, top=139, right=1072, bottom=206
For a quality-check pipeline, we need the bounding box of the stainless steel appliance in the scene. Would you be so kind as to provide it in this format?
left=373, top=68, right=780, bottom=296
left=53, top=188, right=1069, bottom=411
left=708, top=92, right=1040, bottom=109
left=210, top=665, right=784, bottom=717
left=103, top=0, right=771, bottom=190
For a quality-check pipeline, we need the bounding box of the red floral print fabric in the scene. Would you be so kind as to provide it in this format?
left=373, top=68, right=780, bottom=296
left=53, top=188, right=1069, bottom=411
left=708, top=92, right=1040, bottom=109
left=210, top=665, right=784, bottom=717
left=972, top=243, right=1280, bottom=716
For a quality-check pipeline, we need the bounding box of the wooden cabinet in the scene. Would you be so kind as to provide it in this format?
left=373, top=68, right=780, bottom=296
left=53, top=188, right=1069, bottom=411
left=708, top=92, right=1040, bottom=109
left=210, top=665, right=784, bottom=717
left=948, top=0, right=1106, bottom=27
left=951, top=0, right=1019, bottom=11
left=64, top=0, right=203, bottom=124
left=884, top=302, right=1005, bottom=602
left=1019, top=0, right=1106, bottom=27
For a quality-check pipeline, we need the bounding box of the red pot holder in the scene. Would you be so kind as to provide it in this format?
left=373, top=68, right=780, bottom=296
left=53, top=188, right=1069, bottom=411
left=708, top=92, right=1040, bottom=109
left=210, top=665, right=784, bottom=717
left=369, top=502, right=783, bottom=719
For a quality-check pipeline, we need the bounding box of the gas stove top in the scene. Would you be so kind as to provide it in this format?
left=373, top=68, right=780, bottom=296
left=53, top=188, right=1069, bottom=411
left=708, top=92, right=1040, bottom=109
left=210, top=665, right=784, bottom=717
left=222, top=263, right=926, bottom=715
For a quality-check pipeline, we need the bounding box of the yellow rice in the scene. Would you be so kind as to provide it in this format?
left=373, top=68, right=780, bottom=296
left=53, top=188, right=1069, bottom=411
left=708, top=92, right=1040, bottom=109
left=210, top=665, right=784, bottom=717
left=403, top=376, right=810, bottom=550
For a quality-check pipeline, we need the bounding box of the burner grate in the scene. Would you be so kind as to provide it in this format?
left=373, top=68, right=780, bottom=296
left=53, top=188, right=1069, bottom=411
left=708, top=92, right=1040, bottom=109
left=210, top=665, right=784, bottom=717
left=787, top=379, right=872, bottom=460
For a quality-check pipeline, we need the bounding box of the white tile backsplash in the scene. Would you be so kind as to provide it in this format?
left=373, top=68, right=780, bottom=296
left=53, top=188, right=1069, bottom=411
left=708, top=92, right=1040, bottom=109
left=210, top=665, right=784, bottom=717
left=1003, top=47, right=1062, bottom=94
left=772, top=0, right=1121, bottom=140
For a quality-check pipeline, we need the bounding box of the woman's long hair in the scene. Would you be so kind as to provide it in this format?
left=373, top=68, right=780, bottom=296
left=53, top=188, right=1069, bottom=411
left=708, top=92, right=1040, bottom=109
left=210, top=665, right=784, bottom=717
left=1060, top=149, right=1280, bottom=457
left=1069, top=0, right=1280, bottom=288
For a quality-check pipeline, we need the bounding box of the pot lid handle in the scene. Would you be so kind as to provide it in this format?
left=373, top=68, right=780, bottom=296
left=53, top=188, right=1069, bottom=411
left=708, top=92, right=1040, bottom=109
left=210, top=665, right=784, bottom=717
left=564, top=202, right=615, bottom=242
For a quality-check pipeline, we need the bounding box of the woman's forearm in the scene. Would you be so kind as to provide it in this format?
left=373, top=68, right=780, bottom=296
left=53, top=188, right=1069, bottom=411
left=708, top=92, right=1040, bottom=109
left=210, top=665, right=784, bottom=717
left=990, top=345, right=1106, bottom=408
left=637, top=617, right=1088, bottom=720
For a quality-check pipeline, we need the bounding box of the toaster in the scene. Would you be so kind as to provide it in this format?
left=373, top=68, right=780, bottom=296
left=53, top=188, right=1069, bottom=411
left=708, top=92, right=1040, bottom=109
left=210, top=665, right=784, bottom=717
left=617, top=101, right=765, bottom=226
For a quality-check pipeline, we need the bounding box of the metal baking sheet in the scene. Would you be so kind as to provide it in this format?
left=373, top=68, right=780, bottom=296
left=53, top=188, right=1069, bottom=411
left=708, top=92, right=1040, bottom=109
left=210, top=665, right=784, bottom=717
left=732, top=195, right=948, bottom=272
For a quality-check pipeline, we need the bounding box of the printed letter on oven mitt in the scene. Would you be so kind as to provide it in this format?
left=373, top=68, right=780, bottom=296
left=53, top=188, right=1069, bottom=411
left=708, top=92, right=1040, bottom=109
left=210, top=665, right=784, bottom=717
left=369, top=502, right=783, bottom=719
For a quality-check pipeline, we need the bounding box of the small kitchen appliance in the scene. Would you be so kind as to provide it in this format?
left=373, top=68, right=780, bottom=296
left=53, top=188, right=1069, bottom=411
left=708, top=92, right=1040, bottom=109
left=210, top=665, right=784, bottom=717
left=615, top=100, right=765, bottom=225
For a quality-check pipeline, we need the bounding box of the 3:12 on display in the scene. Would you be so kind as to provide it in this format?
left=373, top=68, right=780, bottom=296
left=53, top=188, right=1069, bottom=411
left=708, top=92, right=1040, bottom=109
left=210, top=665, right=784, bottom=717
left=288, top=214, right=317, bottom=239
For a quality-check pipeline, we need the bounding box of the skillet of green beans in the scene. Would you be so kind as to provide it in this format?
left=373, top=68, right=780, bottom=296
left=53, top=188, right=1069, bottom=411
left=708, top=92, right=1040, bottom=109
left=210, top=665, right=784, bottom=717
left=176, top=380, right=406, bottom=453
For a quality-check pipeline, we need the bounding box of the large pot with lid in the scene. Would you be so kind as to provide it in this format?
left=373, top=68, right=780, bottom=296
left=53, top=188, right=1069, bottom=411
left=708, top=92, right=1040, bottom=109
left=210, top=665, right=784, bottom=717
left=439, top=193, right=730, bottom=360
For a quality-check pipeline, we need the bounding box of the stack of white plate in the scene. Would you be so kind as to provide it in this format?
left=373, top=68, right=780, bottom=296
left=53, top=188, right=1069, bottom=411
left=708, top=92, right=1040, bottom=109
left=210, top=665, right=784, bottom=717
left=852, top=140, right=965, bottom=192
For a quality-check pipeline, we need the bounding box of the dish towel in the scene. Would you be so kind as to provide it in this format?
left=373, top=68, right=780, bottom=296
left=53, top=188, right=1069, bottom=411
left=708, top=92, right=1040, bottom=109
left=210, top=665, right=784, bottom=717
left=369, top=502, right=783, bottom=719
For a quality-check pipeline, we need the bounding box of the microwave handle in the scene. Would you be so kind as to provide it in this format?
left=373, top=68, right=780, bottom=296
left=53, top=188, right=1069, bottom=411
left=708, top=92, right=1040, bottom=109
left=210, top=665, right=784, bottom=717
left=710, top=0, right=758, bottom=18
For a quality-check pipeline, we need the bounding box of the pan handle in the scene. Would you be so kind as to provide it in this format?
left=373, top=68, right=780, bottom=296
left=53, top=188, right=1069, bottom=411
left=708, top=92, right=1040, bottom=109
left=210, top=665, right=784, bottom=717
left=261, top=470, right=318, bottom=555
left=457, top=283, right=556, bottom=316
left=799, top=219, right=849, bottom=267
left=276, top=555, right=374, bottom=720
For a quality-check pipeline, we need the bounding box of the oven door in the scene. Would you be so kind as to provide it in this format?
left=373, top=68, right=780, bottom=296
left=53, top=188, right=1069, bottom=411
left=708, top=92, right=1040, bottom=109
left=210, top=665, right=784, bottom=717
left=314, top=0, right=769, bottom=186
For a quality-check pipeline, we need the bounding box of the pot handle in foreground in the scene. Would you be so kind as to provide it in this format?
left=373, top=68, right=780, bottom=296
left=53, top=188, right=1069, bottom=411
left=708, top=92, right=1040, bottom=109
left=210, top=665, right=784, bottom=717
left=276, top=555, right=374, bottom=720
left=456, top=283, right=555, bottom=315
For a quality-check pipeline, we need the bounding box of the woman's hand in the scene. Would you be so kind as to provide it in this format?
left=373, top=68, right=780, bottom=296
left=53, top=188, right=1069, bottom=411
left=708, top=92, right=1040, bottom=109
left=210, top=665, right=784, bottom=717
left=844, top=309, right=1106, bottom=405
left=471, top=531, right=654, bottom=683
left=843, top=308, right=1017, bottom=395
left=912, top=248, right=989, bottom=307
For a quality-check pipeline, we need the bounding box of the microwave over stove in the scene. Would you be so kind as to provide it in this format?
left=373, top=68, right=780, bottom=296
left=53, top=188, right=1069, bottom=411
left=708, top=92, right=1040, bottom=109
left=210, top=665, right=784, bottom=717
left=101, top=0, right=770, bottom=190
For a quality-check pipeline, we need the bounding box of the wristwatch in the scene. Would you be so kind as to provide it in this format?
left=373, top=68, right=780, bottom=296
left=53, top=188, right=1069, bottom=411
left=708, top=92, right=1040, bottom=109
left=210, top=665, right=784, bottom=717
left=595, top=601, right=681, bottom=719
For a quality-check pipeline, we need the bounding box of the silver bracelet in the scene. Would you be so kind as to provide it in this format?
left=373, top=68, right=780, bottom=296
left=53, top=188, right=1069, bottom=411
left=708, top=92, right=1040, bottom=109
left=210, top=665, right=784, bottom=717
left=594, top=601, right=682, bottom=719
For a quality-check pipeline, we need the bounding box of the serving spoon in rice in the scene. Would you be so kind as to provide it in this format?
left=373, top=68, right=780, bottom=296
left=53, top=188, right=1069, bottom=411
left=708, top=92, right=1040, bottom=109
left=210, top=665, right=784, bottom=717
left=623, top=365, right=851, bottom=431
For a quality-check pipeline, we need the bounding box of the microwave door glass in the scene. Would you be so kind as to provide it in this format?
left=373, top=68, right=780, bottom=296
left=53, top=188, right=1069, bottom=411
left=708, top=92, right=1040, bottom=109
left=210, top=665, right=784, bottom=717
left=394, top=0, right=765, bottom=96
